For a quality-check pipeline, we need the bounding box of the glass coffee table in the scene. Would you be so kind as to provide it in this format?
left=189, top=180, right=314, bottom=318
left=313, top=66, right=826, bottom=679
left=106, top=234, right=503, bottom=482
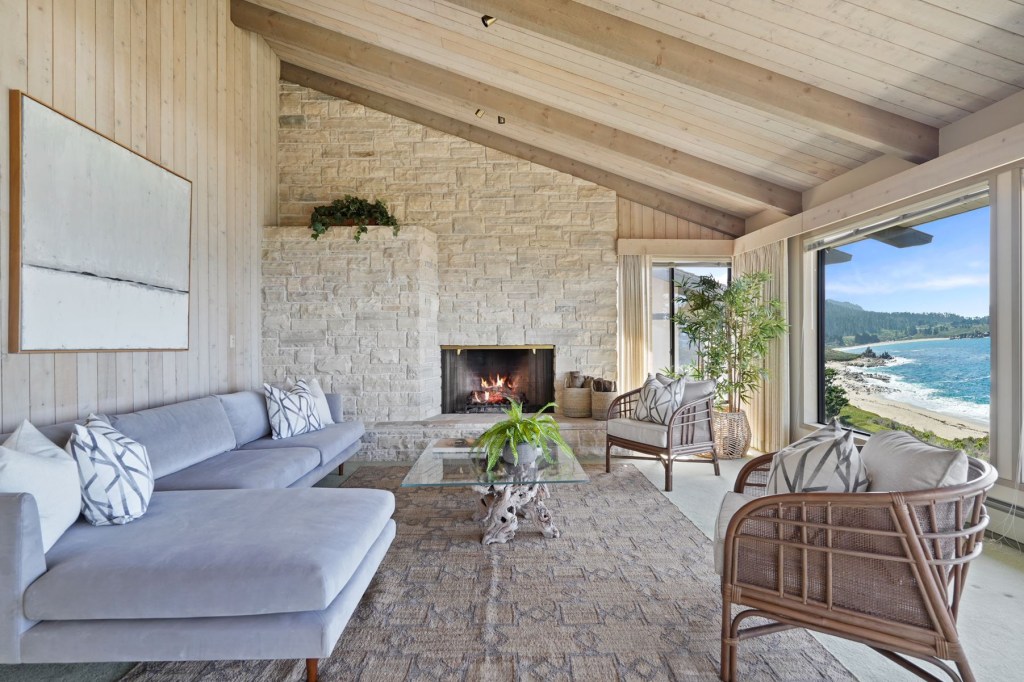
left=402, top=438, right=590, bottom=545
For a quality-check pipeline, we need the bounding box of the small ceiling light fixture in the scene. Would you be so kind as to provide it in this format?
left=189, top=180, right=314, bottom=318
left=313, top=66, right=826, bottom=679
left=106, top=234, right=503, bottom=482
left=497, top=116, right=506, bottom=124
left=481, top=15, right=496, bottom=27
left=475, top=108, right=485, bottom=118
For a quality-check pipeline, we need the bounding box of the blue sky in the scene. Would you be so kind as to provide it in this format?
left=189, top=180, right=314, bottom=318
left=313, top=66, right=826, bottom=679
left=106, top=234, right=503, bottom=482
left=825, top=206, right=990, bottom=317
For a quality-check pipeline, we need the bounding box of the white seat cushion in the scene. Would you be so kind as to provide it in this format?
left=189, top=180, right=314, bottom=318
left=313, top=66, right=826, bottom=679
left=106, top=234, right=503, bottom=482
left=607, top=418, right=668, bottom=448
left=861, top=430, right=968, bottom=492
left=714, top=491, right=757, bottom=575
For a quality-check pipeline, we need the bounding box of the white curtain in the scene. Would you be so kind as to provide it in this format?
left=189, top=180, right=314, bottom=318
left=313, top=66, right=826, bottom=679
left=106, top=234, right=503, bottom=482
left=733, top=241, right=790, bottom=453
left=618, top=254, right=652, bottom=392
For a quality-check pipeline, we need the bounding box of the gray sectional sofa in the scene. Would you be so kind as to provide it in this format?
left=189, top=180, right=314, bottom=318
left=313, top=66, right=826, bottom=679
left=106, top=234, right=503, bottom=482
left=0, top=390, right=393, bottom=681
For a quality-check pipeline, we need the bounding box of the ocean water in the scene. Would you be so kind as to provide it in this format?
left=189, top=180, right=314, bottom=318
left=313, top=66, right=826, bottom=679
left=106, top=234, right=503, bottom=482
left=839, top=337, right=991, bottom=425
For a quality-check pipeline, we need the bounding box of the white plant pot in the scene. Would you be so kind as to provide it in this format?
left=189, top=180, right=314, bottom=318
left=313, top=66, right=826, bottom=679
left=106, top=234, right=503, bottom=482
left=502, top=442, right=541, bottom=467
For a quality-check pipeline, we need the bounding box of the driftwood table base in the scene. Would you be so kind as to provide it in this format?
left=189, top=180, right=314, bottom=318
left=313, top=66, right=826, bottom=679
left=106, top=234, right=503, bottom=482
left=471, top=483, right=560, bottom=544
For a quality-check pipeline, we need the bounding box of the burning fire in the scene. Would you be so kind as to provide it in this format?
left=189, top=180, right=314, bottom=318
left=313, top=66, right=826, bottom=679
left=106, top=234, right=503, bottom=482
left=471, top=374, right=519, bottom=404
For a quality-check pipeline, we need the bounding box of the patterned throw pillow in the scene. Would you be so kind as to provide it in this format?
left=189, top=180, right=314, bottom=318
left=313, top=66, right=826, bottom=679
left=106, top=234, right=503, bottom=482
left=264, top=380, right=324, bottom=440
left=766, top=419, right=868, bottom=495
left=66, top=415, right=154, bottom=526
left=634, top=374, right=686, bottom=425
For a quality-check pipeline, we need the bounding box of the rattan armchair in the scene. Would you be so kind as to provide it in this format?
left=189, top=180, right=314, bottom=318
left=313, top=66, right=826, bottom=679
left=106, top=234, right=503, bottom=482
left=720, top=452, right=997, bottom=682
left=605, top=389, right=719, bottom=491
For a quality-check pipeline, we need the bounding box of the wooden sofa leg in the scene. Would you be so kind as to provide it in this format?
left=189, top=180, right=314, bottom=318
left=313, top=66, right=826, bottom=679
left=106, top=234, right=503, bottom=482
left=605, top=439, right=612, bottom=473
left=337, top=463, right=344, bottom=476
left=306, top=658, right=319, bottom=682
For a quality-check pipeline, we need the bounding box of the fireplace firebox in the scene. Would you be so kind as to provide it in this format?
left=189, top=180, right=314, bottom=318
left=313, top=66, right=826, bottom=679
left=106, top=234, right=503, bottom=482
left=440, top=345, right=555, bottom=414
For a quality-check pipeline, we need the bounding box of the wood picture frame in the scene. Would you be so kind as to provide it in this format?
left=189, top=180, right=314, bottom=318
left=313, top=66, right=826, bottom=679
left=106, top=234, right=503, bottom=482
left=9, top=90, right=192, bottom=353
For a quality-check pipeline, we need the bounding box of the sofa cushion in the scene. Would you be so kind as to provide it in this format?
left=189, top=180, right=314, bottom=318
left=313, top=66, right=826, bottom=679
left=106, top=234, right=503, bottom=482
left=861, top=430, right=968, bottom=492
left=607, top=417, right=667, bottom=448
left=766, top=420, right=868, bottom=495
left=265, top=382, right=323, bottom=440
left=714, top=492, right=758, bottom=575
left=67, top=416, right=154, bottom=526
left=0, top=421, right=81, bottom=552
left=154, top=447, right=320, bottom=491
left=634, top=375, right=684, bottom=425
left=241, top=420, right=365, bottom=466
left=24, top=487, right=396, bottom=621
left=109, top=397, right=237, bottom=478
left=215, top=391, right=271, bottom=446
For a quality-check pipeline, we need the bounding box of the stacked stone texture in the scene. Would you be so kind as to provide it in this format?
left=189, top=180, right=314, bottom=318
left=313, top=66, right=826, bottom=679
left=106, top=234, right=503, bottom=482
left=267, top=83, right=618, bottom=422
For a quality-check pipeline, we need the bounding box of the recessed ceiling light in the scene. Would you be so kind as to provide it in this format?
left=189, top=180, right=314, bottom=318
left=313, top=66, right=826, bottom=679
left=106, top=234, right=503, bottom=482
left=481, top=15, right=496, bottom=27
left=497, top=116, right=505, bottom=124
left=475, top=109, right=485, bottom=118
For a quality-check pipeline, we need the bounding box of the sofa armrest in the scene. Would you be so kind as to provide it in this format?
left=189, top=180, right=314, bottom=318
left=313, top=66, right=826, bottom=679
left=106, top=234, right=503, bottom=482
left=325, top=393, right=344, bottom=423
left=0, top=493, right=47, bottom=663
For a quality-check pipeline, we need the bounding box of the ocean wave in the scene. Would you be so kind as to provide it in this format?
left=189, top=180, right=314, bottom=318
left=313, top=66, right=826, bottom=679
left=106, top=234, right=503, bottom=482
left=881, top=374, right=990, bottom=426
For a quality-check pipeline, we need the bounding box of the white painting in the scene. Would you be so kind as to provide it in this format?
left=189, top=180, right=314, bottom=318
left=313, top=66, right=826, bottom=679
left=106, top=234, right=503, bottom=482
left=11, top=92, right=191, bottom=351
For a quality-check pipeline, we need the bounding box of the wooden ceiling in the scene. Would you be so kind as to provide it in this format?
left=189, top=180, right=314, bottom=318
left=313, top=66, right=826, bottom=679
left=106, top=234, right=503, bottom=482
left=231, top=0, right=1024, bottom=237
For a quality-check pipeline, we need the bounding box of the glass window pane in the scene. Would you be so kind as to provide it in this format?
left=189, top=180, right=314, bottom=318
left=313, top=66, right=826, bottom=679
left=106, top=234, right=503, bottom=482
left=651, top=266, right=673, bottom=373
left=820, top=204, right=990, bottom=460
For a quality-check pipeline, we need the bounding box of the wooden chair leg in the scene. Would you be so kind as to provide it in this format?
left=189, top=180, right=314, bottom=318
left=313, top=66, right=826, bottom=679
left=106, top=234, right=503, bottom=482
left=712, top=447, right=721, bottom=477
left=664, top=458, right=673, bottom=492
left=306, top=658, right=318, bottom=682
left=605, top=439, right=612, bottom=473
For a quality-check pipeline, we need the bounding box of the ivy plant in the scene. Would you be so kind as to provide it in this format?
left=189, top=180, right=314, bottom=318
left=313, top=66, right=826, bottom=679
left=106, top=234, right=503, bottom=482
left=309, top=195, right=400, bottom=242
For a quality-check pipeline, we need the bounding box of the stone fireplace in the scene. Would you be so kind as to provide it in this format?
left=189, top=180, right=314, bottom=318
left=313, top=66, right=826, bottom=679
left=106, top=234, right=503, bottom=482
left=440, top=345, right=555, bottom=413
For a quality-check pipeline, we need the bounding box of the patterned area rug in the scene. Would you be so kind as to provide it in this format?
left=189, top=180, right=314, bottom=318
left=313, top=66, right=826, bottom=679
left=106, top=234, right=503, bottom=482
left=123, top=464, right=854, bottom=681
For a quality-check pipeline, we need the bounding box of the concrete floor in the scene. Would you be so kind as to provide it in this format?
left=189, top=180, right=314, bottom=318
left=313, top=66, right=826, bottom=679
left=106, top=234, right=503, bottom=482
left=4, top=457, right=1022, bottom=682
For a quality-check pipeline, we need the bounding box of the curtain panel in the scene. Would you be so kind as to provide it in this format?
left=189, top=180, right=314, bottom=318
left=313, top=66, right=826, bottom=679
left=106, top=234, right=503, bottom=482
left=617, top=254, right=653, bottom=393
left=732, top=241, right=790, bottom=453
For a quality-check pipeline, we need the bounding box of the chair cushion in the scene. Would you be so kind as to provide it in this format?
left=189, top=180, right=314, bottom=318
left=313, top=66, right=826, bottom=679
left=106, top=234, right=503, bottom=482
left=67, top=416, right=154, bottom=526
left=153, top=447, right=321, bottom=491
left=607, top=418, right=668, bottom=448
left=242, top=420, right=366, bottom=466
left=24, top=487, right=396, bottom=621
left=766, top=419, right=868, bottom=495
left=109, top=397, right=237, bottom=478
left=215, top=391, right=271, bottom=446
left=861, top=430, right=968, bottom=492
left=634, top=374, right=684, bottom=424
left=714, top=492, right=757, bottom=575
left=681, top=380, right=715, bottom=444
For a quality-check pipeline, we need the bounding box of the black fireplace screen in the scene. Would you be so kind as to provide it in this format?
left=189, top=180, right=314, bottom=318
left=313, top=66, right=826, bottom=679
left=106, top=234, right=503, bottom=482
left=440, top=346, right=555, bottom=413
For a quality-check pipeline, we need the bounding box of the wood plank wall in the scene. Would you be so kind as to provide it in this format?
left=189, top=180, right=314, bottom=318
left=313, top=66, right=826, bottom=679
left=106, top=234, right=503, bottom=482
left=616, top=197, right=732, bottom=240
left=0, top=0, right=278, bottom=431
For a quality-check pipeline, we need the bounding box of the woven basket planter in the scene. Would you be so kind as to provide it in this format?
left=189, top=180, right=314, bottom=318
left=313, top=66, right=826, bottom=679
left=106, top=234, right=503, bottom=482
left=713, top=410, right=752, bottom=459
left=591, top=390, right=617, bottom=420
left=562, top=387, right=592, bottom=418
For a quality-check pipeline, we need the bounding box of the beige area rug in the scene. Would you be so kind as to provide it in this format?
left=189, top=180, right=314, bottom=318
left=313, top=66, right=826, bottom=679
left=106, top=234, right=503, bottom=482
left=123, top=464, right=854, bottom=681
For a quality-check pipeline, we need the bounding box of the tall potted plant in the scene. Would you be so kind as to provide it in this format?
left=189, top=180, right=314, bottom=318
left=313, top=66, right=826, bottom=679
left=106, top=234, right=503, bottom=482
left=672, top=271, right=787, bottom=457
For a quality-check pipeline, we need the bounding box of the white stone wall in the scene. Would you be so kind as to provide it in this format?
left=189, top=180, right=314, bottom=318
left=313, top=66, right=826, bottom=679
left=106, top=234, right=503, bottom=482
left=266, top=83, right=618, bottom=421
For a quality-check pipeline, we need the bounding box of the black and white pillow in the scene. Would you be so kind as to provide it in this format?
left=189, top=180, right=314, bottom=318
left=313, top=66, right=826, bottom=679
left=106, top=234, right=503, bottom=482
left=66, top=415, right=154, bottom=526
left=634, top=374, right=685, bottom=425
left=264, top=380, right=323, bottom=440
left=766, top=419, right=868, bottom=495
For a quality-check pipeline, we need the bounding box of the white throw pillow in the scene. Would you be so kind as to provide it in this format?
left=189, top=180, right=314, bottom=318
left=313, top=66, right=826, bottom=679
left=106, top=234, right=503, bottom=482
left=66, top=415, right=155, bottom=526
left=766, top=419, right=868, bottom=495
left=264, top=380, right=324, bottom=439
left=0, top=421, right=81, bottom=551
left=634, top=374, right=685, bottom=425
left=861, top=430, right=968, bottom=492
left=282, top=377, right=334, bottom=425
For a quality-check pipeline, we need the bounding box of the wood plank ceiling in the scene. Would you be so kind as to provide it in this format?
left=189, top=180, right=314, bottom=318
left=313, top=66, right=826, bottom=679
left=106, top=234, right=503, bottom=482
left=231, top=0, right=1024, bottom=237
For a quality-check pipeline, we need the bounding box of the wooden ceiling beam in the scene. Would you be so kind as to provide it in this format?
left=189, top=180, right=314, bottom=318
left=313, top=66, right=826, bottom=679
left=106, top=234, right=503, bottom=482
left=446, top=0, right=939, bottom=162
left=232, top=0, right=801, bottom=214
left=279, top=63, right=744, bottom=237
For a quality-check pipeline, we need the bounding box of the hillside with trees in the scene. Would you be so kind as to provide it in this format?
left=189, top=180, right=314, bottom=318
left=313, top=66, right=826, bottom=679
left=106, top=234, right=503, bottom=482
left=824, top=300, right=989, bottom=346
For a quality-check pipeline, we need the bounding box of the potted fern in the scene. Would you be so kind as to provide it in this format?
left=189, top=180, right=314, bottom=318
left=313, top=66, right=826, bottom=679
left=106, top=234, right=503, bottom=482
left=309, top=195, right=400, bottom=242
left=672, top=271, right=787, bottom=457
left=473, top=402, right=574, bottom=472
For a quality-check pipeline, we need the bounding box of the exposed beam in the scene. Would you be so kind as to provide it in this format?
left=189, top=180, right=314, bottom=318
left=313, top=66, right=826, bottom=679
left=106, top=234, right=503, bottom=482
left=280, top=63, right=744, bottom=237
left=232, top=0, right=801, bottom=214
left=446, top=0, right=939, bottom=162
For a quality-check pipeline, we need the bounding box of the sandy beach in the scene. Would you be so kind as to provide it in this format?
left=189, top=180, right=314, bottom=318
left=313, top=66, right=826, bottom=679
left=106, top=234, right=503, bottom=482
left=827, top=360, right=989, bottom=440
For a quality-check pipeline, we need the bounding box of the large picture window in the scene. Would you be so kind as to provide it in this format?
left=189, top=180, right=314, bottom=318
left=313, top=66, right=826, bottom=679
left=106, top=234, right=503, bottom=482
left=817, top=200, right=991, bottom=460
left=652, top=262, right=730, bottom=376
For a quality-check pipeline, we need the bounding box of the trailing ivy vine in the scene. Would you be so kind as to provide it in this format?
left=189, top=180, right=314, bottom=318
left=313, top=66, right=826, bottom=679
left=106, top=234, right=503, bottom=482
left=309, top=195, right=400, bottom=242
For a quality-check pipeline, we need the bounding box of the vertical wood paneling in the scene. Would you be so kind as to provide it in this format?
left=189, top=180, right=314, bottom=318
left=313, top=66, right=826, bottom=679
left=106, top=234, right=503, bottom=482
left=0, top=0, right=278, bottom=430
left=615, top=197, right=732, bottom=241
